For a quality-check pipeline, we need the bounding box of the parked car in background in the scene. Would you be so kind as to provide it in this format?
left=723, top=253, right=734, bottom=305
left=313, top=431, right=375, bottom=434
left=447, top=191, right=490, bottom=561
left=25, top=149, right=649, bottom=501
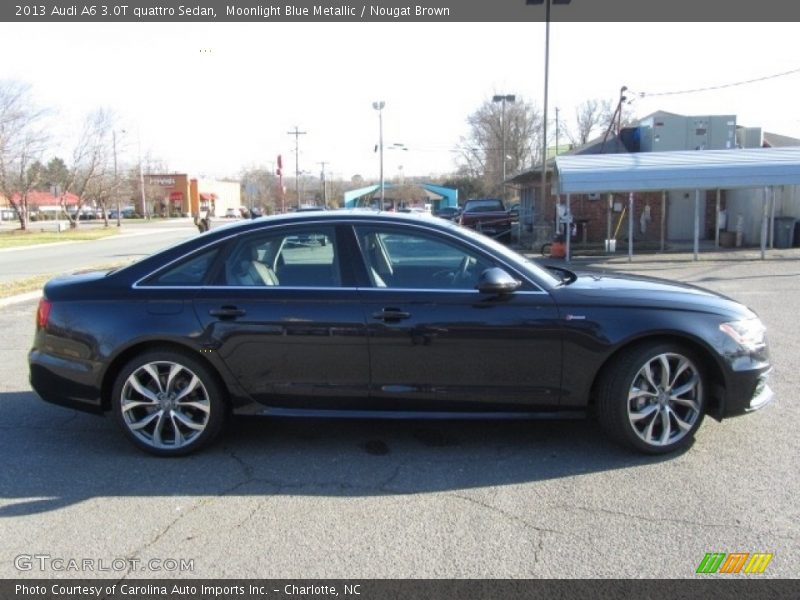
left=109, top=207, right=136, bottom=219
left=434, top=206, right=462, bottom=221
left=67, top=207, right=97, bottom=220
left=459, top=198, right=515, bottom=243
left=29, top=211, right=773, bottom=457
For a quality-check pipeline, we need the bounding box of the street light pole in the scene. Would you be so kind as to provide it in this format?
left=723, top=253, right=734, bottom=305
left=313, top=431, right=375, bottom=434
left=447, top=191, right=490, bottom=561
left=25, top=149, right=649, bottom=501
left=372, top=101, right=386, bottom=210
left=540, top=0, right=551, bottom=226
left=528, top=0, right=571, bottom=228
left=492, top=94, right=516, bottom=199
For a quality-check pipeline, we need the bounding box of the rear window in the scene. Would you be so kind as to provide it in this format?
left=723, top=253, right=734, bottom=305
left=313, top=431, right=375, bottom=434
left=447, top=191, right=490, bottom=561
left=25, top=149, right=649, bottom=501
left=143, top=248, right=219, bottom=286
left=465, top=199, right=504, bottom=212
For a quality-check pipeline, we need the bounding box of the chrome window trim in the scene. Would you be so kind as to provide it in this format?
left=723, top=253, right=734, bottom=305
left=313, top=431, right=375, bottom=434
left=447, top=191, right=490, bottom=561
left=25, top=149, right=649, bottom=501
left=130, top=284, right=548, bottom=295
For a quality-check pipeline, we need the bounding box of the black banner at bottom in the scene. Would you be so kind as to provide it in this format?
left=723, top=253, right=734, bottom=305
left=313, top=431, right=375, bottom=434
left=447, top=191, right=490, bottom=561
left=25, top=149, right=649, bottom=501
left=1, top=579, right=799, bottom=600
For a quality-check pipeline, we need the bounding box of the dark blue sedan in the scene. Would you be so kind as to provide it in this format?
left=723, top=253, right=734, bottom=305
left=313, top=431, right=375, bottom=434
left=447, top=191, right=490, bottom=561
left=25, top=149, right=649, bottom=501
left=29, top=211, right=773, bottom=456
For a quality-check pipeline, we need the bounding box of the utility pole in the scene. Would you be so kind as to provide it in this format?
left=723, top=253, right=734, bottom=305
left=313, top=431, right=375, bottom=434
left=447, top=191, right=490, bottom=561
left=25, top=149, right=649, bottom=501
left=287, top=126, right=306, bottom=208
left=113, top=130, right=121, bottom=227
left=317, top=161, right=328, bottom=207
left=137, top=133, right=147, bottom=220
left=555, top=107, right=560, bottom=158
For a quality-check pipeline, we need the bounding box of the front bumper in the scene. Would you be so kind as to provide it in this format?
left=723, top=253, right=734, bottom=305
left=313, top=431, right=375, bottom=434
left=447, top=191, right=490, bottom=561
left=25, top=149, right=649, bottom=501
left=722, top=367, right=774, bottom=418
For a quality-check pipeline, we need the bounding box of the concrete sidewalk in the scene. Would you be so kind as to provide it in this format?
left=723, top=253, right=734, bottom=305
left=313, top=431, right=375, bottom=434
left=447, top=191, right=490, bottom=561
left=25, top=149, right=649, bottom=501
left=522, top=243, right=800, bottom=266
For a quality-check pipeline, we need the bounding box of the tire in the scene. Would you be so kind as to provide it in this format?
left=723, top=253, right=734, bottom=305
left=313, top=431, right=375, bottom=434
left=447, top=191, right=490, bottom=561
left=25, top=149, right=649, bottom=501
left=540, top=243, right=552, bottom=257
left=111, top=349, right=226, bottom=456
left=596, top=342, right=706, bottom=454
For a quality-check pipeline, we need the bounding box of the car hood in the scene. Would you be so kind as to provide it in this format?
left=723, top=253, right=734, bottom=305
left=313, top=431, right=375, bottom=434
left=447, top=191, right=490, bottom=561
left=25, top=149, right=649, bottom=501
left=554, top=269, right=754, bottom=319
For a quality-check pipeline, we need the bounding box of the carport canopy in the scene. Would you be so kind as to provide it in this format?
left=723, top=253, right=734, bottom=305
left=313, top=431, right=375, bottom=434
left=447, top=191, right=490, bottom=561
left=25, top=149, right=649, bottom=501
left=554, top=147, right=800, bottom=194
left=553, top=147, right=800, bottom=261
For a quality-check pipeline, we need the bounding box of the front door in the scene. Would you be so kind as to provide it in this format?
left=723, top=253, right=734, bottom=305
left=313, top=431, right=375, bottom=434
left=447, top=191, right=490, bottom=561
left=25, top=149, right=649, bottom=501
left=353, top=225, right=562, bottom=412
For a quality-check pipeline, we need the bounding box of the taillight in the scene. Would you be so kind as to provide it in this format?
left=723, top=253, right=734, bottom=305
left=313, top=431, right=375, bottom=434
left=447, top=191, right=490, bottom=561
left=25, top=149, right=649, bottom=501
left=36, top=298, right=52, bottom=330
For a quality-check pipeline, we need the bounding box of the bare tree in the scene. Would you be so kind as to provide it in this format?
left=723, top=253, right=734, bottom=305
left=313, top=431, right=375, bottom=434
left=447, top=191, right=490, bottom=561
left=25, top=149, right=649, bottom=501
left=240, top=166, right=280, bottom=214
left=599, top=96, right=637, bottom=133
left=0, top=80, right=48, bottom=230
left=456, top=97, right=542, bottom=197
left=58, top=108, right=116, bottom=228
left=569, top=99, right=610, bottom=146
left=83, top=169, right=116, bottom=226
left=567, top=96, right=638, bottom=149
left=125, top=153, right=168, bottom=219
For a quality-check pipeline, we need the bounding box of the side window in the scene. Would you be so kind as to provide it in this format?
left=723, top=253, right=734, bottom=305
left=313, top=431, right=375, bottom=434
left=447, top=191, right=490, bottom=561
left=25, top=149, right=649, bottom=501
left=356, top=227, right=491, bottom=290
left=224, top=228, right=339, bottom=287
left=145, top=248, right=219, bottom=286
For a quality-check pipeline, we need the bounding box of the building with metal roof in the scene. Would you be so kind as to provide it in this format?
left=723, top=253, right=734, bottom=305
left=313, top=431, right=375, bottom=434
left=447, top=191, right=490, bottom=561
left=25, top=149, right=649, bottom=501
left=554, top=147, right=800, bottom=195
left=507, top=111, right=800, bottom=260
left=555, top=147, right=800, bottom=260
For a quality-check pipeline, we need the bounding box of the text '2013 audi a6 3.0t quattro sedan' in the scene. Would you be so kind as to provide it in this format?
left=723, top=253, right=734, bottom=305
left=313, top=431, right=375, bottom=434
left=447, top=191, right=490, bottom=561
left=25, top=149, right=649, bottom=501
left=29, top=211, right=773, bottom=456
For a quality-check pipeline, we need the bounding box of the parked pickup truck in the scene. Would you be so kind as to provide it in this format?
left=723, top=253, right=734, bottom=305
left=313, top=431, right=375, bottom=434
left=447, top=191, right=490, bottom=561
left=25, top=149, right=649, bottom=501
left=458, top=198, right=515, bottom=243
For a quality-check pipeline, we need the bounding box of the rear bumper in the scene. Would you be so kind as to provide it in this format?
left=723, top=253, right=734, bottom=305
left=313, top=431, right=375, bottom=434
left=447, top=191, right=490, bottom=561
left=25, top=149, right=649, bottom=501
left=29, top=350, right=104, bottom=414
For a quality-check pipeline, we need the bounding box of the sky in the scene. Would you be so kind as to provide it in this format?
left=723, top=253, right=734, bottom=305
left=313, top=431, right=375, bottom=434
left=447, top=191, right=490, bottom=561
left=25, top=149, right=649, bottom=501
left=2, top=21, right=799, bottom=183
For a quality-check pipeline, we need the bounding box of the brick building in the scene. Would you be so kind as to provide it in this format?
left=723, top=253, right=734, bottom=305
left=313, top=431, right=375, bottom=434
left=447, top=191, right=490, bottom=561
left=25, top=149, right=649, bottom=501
left=508, top=111, right=800, bottom=248
left=143, top=174, right=241, bottom=218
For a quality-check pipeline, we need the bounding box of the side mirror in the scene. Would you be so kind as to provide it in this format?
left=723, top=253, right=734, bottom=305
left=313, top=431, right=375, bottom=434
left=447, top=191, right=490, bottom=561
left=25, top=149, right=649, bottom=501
left=476, top=267, right=521, bottom=295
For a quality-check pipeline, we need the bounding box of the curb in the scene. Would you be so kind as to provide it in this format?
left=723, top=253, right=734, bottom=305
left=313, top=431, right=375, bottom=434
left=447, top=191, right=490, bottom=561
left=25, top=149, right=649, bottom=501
left=0, top=226, right=192, bottom=253
left=0, top=290, right=41, bottom=307
left=0, top=241, right=79, bottom=253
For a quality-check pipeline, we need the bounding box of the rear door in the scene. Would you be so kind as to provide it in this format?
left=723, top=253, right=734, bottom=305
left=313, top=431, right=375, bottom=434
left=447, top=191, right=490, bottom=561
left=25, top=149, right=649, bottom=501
left=192, top=223, right=371, bottom=408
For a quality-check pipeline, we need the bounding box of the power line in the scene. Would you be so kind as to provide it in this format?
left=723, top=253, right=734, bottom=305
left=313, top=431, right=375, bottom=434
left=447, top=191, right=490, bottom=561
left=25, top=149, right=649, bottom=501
left=636, top=66, right=800, bottom=98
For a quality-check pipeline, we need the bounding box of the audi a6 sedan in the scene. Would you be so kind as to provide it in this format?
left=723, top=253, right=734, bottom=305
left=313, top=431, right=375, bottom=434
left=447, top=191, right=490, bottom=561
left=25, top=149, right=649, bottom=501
left=29, top=211, right=773, bottom=456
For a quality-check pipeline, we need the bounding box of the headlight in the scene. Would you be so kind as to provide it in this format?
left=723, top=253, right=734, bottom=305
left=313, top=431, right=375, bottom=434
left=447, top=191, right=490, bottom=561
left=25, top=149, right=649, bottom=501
left=719, top=318, right=767, bottom=352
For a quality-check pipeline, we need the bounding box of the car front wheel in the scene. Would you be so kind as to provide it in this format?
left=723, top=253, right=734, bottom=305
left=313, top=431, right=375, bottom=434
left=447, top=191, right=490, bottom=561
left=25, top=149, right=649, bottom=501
left=112, top=350, right=226, bottom=456
left=597, top=343, right=706, bottom=454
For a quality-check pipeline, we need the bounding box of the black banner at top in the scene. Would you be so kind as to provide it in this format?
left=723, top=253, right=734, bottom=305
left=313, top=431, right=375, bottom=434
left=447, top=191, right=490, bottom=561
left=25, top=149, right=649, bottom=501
left=3, top=0, right=800, bottom=23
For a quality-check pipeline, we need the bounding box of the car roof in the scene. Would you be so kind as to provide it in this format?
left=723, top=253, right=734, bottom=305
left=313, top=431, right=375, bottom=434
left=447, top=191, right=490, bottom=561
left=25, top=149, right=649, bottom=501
left=242, top=209, right=451, bottom=229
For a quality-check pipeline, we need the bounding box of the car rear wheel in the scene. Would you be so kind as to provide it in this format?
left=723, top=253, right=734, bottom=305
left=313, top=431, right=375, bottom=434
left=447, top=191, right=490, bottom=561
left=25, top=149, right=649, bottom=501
left=597, top=342, right=706, bottom=454
left=112, top=350, right=226, bottom=456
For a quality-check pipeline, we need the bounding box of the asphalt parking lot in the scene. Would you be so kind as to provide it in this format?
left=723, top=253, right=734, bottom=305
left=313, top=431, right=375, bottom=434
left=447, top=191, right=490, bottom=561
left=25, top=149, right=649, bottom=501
left=0, top=250, right=798, bottom=579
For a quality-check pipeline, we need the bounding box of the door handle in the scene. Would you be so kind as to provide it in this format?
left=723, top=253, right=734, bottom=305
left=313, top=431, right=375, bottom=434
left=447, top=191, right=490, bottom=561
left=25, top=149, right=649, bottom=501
left=372, top=308, right=411, bottom=322
left=209, top=306, right=246, bottom=319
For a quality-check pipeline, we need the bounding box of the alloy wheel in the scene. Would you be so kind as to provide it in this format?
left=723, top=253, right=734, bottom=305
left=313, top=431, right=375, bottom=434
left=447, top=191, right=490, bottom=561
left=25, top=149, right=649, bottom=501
left=119, top=360, right=211, bottom=450
left=627, top=352, right=703, bottom=447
